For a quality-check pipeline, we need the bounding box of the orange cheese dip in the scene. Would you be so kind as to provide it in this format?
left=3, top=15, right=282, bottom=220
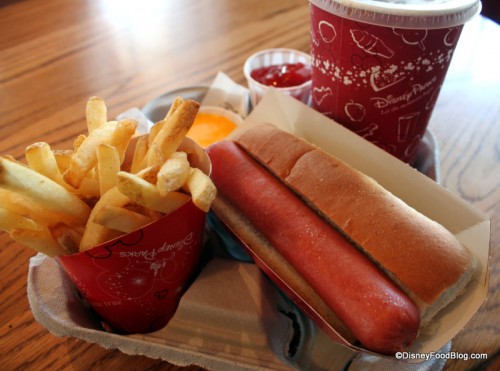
left=187, top=112, right=238, bottom=148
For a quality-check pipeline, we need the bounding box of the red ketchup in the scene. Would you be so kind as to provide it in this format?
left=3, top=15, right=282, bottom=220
left=250, top=62, right=312, bottom=88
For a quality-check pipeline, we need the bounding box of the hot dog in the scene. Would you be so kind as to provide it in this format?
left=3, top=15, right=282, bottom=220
left=235, top=123, right=477, bottom=330
left=207, top=140, right=420, bottom=355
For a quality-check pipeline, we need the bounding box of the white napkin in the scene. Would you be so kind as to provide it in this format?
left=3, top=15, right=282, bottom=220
left=201, top=71, right=250, bottom=117
left=116, top=108, right=154, bottom=134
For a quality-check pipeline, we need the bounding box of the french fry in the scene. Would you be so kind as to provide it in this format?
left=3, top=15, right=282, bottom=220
left=52, top=149, right=73, bottom=173
left=182, top=167, right=217, bottom=212
left=0, top=188, right=64, bottom=227
left=26, top=142, right=56, bottom=175
left=79, top=174, right=101, bottom=200
left=136, top=164, right=160, bottom=184
left=94, top=205, right=154, bottom=233
left=0, top=95, right=211, bottom=258
left=79, top=187, right=130, bottom=251
left=0, top=156, right=91, bottom=225
left=48, top=222, right=83, bottom=255
left=156, top=151, right=190, bottom=196
left=146, top=100, right=200, bottom=166
left=148, top=96, right=184, bottom=147
left=116, top=171, right=190, bottom=214
left=63, top=120, right=118, bottom=188
left=148, top=123, right=162, bottom=150
left=97, top=144, right=120, bottom=196
left=0, top=207, right=39, bottom=232
left=10, top=227, right=67, bottom=258
left=73, top=134, right=86, bottom=151
left=129, top=135, right=149, bottom=174
left=146, top=209, right=164, bottom=220
left=53, top=149, right=101, bottom=199
left=165, top=96, right=184, bottom=119
left=109, top=119, right=138, bottom=163
left=86, top=96, right=107, bottom=133
left=25, top=142, right=73, bottom=190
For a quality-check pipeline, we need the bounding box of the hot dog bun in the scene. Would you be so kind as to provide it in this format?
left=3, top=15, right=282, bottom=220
left=235, top=123, right=477, bottom=329
left=207, top=141, right=420, bottom=355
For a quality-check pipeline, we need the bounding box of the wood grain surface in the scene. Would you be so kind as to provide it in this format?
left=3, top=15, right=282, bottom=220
left=0, top=1, right=498, bottom=370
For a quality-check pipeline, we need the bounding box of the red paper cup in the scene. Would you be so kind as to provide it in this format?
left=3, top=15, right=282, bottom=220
left=309, top=0, right=481, bottom=164
left=57, top=138, right=211, bottom=334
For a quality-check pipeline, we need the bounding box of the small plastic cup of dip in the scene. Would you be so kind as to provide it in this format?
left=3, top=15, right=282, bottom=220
left=187, top=106, right=243, bottom=148
left=309, top=0, right=481, bottom=164
left=243, top=48, right=312, bottom=107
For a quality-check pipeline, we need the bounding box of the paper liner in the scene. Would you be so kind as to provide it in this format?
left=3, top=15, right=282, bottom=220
left=218, top=89, right=490, bottom=360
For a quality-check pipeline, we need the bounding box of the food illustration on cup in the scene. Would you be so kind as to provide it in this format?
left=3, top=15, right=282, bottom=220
left=317, top=19, right=337, bottom=43
left=393, top=29, right=428, bottom=51
left=353, top=122, right=379, bottom=140
left=312, top=85, right=333, bottom=106
left=344, top=101, right=366, bottom=122
left=351, top=29, right=395, bottom=59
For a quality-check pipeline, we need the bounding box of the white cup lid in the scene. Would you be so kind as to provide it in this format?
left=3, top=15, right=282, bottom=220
left=310, top=0, right=482, bottom=29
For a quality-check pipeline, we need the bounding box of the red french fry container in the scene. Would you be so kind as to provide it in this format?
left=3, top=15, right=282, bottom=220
left=56, top=137, right=211, bottom=334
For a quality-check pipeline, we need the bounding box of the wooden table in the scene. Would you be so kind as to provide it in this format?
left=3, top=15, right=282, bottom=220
left=0, top=1, right=498, bottom=370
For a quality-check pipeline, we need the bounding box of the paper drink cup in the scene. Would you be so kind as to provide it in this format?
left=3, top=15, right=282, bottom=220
left=57, top=138, right=211, bottom=334
left=309, top=0, right=481, bottom=164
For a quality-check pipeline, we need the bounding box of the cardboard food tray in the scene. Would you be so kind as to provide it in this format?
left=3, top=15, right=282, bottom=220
left=223, top=89, right=490, bottom=357
left=26, top=89, right=489, bottom=369
left=28, top=245, right=358, bottom=370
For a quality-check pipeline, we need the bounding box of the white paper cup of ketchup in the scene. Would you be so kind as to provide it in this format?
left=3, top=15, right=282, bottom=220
left=243, top=48, right=312, bottom=107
